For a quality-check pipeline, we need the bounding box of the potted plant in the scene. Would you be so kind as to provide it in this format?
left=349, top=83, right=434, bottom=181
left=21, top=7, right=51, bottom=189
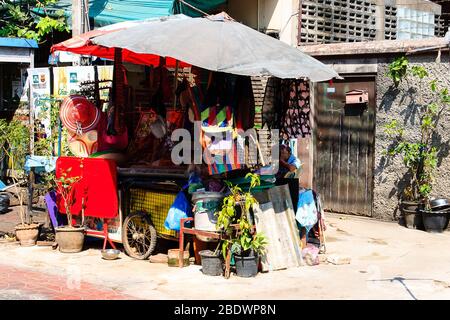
left=198, top=249, right=224, bottom=276
left=216, top=173, right=267, bottom=277
left=54, top=168, right=85, bottom=252
left=0, top=119, right=40, bottom=246
left=385, top=58, right=450, bottom=231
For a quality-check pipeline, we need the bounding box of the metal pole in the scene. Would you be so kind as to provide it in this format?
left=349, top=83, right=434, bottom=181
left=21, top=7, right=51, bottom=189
left=173, top=60, right=179, bottom=109
left=0, top=64, right=3, bottom=110
left=27, top=74, right=34, bottom=223
left=298, top=0, right=302, bottom=45
left=72, top=0, right=83, bottom=65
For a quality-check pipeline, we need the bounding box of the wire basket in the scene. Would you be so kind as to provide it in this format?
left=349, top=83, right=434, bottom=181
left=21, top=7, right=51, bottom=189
left=129, top=188, right=178, bottom=239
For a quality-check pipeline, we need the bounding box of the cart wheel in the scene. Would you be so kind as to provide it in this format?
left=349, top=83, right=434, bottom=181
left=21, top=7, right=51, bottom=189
left=122, top=212, right=157, bottom=260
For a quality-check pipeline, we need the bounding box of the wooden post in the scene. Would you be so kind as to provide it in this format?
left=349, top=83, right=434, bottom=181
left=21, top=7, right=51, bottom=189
left=72, top=0, right=83, bottom=37
left=224, top=243, right=231, bottom=279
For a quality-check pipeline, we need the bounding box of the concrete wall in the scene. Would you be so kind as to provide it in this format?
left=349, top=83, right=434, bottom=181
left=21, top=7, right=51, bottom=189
left=228, top=0, right=298, bottom=46
left=259, top=0, right=298, bottom=46
left=373, top=52, right=450, bottom=220
left=228, top=0, right=258, bottom=29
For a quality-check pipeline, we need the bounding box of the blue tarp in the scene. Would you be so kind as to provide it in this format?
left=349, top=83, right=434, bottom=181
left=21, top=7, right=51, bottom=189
left=172, top=0, right=226, bottom=17
left=35, top=0, right=174, bottom=28
left=24, top=155, right=57, bottom=173
left=35, top=0, right=226, bottom=28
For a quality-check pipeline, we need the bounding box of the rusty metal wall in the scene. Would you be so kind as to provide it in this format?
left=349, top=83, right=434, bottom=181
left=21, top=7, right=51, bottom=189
left=313, top=77, right=376, bottom=216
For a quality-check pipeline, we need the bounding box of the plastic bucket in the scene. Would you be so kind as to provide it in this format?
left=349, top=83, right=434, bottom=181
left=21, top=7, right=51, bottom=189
left=199, top=250, right=223, bottom=276
left=421, top=210, right=449, bottom=233
left=192, top=192, right=223, bottom=241
left=234, top=254, right=259, bottom=278
left=402, top=208, right=424, bottom=230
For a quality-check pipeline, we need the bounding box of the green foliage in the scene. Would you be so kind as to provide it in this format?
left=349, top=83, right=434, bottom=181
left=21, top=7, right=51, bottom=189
left=383, top=119, right=404, bottom=138
left=35, top=97, right=61, bottom=157
left=0, top=119, right=30, bottom=172
left=0, top=0, right=69, bottom=42
left=430, top=80, right=437, bottom=92
left=55, top=167, right=82, bottom=228
left=216, top=173, right=267, bottom=259
left=0, top=118, right=30, bottom=224
left=411, top=66, right=428, bottom=79
left=35, top=14, right=68, bottom=39
left=34, top=97, right=74, bottom=191
left=385, top=60, right=449, bottom=202
left=418, top=147, right=437, bottom=201
left=387, top=58, right=432, bottom=88
left=387, top=56, right=409, bottom=87
left=440, top=88, right=450, bottom=104
left=388, top=141, right=422, bottom=169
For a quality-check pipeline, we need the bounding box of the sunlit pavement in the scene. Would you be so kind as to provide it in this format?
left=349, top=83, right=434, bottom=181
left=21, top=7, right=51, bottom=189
left=1, top=211, right=450, bottom=300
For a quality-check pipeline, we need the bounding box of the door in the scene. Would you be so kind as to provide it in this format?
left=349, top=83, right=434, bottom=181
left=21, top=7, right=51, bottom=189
left=313, top=77, right=375, bottom=216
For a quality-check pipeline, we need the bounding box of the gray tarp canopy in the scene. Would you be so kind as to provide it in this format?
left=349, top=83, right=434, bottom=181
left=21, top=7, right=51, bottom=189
left=91, top=13, right=340, bottom=82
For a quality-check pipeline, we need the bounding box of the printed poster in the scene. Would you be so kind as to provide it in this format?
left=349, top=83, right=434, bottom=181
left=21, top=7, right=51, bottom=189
left=28, top=67, right=52, bottom=137
left=53, top=66, right=113, bottom=100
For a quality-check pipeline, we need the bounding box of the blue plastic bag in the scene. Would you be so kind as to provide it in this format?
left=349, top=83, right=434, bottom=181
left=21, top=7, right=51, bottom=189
left=164, top=191, right=191, bottom=231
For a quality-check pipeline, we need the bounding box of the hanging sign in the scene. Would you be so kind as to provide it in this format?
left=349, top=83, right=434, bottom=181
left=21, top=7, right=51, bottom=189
left=28, top=67, right=52, bottom=137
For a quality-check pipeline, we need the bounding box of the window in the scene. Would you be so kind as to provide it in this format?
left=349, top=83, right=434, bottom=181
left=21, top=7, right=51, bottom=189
left=397, top=7, right=435, bottom=39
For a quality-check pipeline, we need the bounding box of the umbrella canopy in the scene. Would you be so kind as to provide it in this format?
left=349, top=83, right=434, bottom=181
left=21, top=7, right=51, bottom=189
left=91, top=12, right=339, bottom=81
left=52, top=12, right=339, bottom=81
left=51, top=17, right=188, bottom=68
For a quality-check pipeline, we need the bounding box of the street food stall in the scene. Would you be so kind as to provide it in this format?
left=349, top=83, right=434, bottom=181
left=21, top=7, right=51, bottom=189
left=49, top=12, right=339, bottom=263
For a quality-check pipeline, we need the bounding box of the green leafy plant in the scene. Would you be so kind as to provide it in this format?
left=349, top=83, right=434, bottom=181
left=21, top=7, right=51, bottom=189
left=0, top=0, right=69, bottom=43
left=387, top=56, right=409, bottom=87
left=54, top=167, right=82, bottom=228
left=216, top=173, right=267, bottom=259
left=410, top=65, right=428, bottom=79
left=0, top=119, right=30, bottom=225
left=385, top=59, right=450, bottom=209
left=34, top=97, right=73, bottom=191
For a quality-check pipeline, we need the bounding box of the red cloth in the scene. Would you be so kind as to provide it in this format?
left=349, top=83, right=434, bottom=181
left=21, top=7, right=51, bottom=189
left=55, top=157, right=118, bottom=219
left=97, top=113, right=129, bottom=151
left=51, top=28, right=189, bottom=68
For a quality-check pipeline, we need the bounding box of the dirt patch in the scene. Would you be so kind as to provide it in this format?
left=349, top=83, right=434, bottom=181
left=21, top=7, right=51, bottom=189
left=336, top=228, right=351, bottom=236
left=359, top=252, right=390, bottom=261
left=433, top=280, right=450, bottom=289
left=324, top=236, right=340, bottom=242
left=368, top=238, right=388, bottom=245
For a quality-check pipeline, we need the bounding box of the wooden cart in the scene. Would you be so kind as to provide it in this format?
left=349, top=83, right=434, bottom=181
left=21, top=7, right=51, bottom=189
left=59, top=160, right=188, bottom=260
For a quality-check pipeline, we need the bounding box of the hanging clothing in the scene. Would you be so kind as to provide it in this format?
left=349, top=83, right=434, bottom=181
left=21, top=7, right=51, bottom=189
left=190, top=72, right=244, bottom=175
left=280, top=79, right=311, bottom=141
left=234, top=75, right=255, bottom=130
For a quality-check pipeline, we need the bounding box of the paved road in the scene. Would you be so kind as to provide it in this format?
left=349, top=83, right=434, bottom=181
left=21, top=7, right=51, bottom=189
left=0, top=264, right=134, bottom=300
left=1, top=212, right=450, bottom=300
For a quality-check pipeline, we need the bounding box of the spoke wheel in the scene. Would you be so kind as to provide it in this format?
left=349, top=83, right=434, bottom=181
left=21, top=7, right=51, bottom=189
left=122, top=212, right=157, bottom=260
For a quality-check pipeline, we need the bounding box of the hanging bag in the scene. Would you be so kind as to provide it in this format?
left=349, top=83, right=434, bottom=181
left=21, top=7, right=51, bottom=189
left=164, top=187, right=192, bottom=231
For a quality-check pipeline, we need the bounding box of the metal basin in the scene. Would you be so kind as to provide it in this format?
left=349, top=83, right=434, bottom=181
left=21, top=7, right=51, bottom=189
left=430, top=198, right=450, bottom=211
left=101, top=249, right=121, bottom=260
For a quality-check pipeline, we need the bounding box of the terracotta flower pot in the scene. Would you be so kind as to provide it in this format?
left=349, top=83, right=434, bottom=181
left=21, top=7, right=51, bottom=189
left=15, top=223, right=40, bottom=246
left=55, top=226, right=85, bottom=253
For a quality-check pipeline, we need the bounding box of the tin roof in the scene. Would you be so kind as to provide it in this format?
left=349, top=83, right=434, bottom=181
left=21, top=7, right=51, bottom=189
left=0, top=37, right=38, bottom=49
